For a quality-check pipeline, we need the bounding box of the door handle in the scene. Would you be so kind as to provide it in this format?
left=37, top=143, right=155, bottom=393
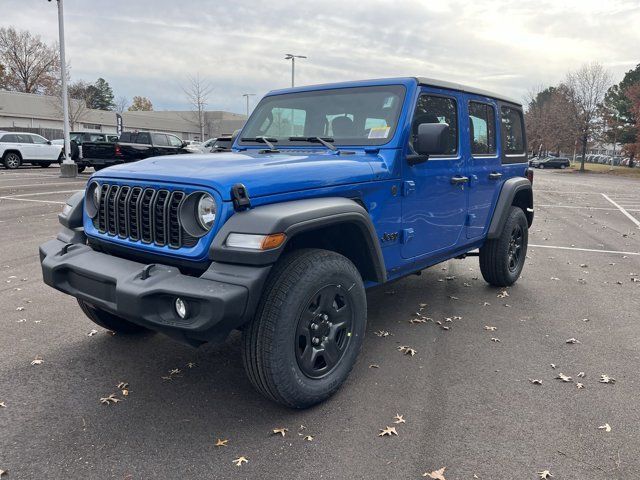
left=450, top=176, right=469, bottom=185
left=488, top=172, right=503, bottom=180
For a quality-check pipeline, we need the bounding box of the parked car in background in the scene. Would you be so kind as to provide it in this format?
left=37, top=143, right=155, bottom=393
left=0, top=131, right=63, bottom=169
left=52, top=132, right=119, bottom=173
left=531, top=156, right=570, bottom=169
left=201, top=135, right=234, bottom=153
left=82, top=131, right=190, bottom=171
left=183, top=140, right=204, bottom=153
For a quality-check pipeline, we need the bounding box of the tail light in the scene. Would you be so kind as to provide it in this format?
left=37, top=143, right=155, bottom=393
left=526, top=168, right=534, bottom=185
left=115, top=145, right=122, bottom=157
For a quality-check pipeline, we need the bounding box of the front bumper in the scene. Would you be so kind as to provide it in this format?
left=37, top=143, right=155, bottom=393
left=40, top=237, right=270, bottom=345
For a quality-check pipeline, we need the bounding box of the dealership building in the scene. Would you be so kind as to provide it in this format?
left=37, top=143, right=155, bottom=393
left=0, top=90, right=247, bottom=141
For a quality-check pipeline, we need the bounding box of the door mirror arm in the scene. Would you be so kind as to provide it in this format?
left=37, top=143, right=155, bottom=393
left=407, top=153, right=430, bottom=166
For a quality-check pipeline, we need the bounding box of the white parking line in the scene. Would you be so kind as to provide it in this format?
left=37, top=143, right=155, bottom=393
left=0, top=181, right=86, bottom=190
left=0, top=197, right=65, bottom=205
left=536, top=204, right=640, bottom=212
left=602, top=193, right=640, bottom=228
left=529, top=244, right=640, bottom=256
left=2, top=189, right=82, bottom=198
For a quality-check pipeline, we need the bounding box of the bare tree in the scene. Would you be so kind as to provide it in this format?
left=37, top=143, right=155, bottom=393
left=49, top=79, right=90, bottom=130
left=182, top=73, right=213, bottom=140
left=564, top=63, right=612, bottom=171
left=114, top=95, right=128, bottom=114
left=0, top=26, right=60, bottom=94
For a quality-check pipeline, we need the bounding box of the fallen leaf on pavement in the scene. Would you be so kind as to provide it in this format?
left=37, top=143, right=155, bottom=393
left=483, top=302, right=491, bottom=306
left=497, top=290, right=509, bottom=298
left=100, top=394, right=121, bottom=405
left=600, top=374, right=616, bottom=384
left=550, top=364, right=557, bottom=369
left=214, top=438, right=228, bottom=447
left=565, top=338, right=580, bottom=344
left=598, top=423, right=611, bottom=432
left=0, top=469, right=6, bottom=477
left=490, top=337, right=501, bottom=343
left=30, top=356, right=43, bottom=366
left=374, top=330, right=391, bottom=337
left=378, top=426, right=398, bottom=437
left=272, top=427, right=288, bottom=437
left=304, top=435, right=314, bottom=441
left=529, top=379, right=543, bottom=385
left=393, top=414, right=406, bottom=424
left=576, top=383, right=584, bottom=389
left=409, top=318, right=428, bottom=324
left=423, top=467, right=447, bottom=479
left=577, top=372, right=585, bottom=378
left=398, top=346, right=417, bottom=356
left=187, top=362, right=196, bottom=368
left=88, top=329, right=98, bottom=336
left=232, top=457, right=248, bottom=466
left=484, top=326, right=497, bottom=331
left=117, top=382, right=129, bottom=390
left=556, top=373, right=572, bottom=382
left=369, top=364, right=380, bottom=369
left=0, top=402, right=5, bottom=408
left=537, top=470, right=553, bottom=479
left=16, top=307, right=25, bottom=311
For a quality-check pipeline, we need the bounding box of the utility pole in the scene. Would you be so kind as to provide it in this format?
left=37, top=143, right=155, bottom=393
left=52, top=0, right=77, bottom=178
left=285, top=54, right=307, bottom=88
left=242, top=93, right=255, bottom=117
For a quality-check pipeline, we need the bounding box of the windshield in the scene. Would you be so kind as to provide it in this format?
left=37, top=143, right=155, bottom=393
left=239, top=85, right=406, bottom=147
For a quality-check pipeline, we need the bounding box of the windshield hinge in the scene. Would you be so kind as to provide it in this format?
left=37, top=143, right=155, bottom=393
left=402, top=180, right=416, bottom=197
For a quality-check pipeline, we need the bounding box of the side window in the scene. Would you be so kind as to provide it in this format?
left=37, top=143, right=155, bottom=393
left=468, top=102, right=496, bottom=155
left=136, top=132, right=151, bottom=144
left=167, top=135, right=183, bottom=147
left=411, top=94, right=458, bottom=156
left=500, top=106, right=525, bottom=156
left=31, top=134, right=49, bottom=144
left=17, top=134, right=33, bottom=143
left=1, top=134, right=18, bottom=143
left=152, top=133, right=169, bottom=146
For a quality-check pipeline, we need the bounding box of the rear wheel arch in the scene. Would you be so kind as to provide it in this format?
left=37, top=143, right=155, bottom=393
left=487, top=178, right=533, bottom=239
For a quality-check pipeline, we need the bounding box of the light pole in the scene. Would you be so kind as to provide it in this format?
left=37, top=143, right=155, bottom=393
left=285, top=54, right=306, bottom=88
left=242, top=93, right=255, bottom=117
left=51, top=0, right=77, bottom=178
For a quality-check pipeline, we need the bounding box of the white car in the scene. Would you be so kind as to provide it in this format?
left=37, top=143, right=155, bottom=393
left=183, top=140, right=204, bottom=153
left=0, top=131, right=63, bottom=169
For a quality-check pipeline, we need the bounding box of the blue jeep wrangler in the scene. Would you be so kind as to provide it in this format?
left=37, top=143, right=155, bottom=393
left=40, top=77, right=533, bottom=408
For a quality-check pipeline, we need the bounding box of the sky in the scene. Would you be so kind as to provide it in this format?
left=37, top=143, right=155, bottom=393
left=1, top=0, right=639, bottom=115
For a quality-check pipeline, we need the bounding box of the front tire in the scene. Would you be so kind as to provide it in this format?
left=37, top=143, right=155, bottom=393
left=3, top=152, right=21, bottom=169
left=242, top=249, right=367, bottom=408
left=479, top=206, right=528, bottom=287
left=39, top=162, right=51, bottom=168
left=77, top=299, right=151, bottom=334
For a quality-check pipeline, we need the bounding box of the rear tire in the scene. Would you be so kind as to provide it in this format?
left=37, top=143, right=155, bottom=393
left=3, top=152, right=21, bottom=169
left=479, top=206, right=528, bottom=287
left=77, top=165, right=86, bottom=173
left=77, top=299, right=151, bottom=334
left=242, top=249, right=367, bottom=408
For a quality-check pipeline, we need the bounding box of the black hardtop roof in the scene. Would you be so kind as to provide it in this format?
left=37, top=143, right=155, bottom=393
left=415, top=77, right=522, bottom=106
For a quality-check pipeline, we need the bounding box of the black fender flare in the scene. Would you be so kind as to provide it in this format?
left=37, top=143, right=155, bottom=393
left=210, top=197, right=386, bottom=282
left=487, top=178, right=533, bottom=239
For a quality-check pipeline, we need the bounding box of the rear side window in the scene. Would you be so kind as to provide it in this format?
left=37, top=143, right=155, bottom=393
left=469, top=102, right=496, bottom=155
left=16, top=134, right=33, bottom=143
left=136, top=132, right=151, bottom=144
left=501, top=106, right=525, bottom=156
left=1, top=134, right=18, bottom=143
left=152, top=133, right=169, bottom=146
left=410, top=94, right=458, bottom=156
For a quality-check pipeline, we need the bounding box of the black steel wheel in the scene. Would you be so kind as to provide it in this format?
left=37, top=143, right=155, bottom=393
left=242, top=248, right=366, bottom=408
left=479, top=206, right=528, bottom=287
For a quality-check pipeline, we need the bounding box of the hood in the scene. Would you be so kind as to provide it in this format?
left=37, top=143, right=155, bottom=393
left=95, top=150, right=376, bottom=201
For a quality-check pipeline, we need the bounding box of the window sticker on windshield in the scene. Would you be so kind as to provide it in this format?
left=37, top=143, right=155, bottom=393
left=368, top=126, right=390, bottom=139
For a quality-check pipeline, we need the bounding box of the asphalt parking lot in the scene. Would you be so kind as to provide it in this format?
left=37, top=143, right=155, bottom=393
left=1, top=166, right=639, bottom=480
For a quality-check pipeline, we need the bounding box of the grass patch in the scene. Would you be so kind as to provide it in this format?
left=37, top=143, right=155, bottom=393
left=559, top=162, right=640, bottom=178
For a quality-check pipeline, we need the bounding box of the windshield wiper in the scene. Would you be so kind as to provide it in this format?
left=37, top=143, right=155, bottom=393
left=288, top=136, right=337, bottom=151
left=241, top=136, right=279, bottom=152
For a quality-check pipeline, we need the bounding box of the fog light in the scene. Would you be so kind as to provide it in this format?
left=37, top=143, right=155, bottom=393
left=175, top=297, right=188, bottom=319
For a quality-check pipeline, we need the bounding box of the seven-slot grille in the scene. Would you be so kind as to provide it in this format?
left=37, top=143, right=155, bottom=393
left=94, top=184, right=198, bottom=248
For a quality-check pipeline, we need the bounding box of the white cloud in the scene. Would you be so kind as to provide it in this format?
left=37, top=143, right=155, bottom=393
left=1, top=0, right=638, bottom=112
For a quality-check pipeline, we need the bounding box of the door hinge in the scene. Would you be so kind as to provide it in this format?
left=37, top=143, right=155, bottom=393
left=465, top=213, right=476, bottom=226
left=402, top=180, right=416, bottom=197
left=401, top=228, right=415, bottom=244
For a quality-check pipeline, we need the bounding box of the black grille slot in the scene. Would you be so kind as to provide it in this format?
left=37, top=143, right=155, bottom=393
left=94, top=183, right=197, bottom=249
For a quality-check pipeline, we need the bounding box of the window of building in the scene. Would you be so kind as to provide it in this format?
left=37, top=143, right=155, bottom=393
left=410, top=94, right=458, bottom=155
left=469, top=102, right=496, bottom=155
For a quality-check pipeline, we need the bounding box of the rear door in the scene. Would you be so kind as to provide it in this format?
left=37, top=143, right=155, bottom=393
left=152, top=133, right=172, bottom=156
left=401, top=88, right=468, bottom=259
left=465, top=96, right=502, bottom=239
left=30, top=134, right=60, bottom=160
left=16, top=134, right=37, bottom=159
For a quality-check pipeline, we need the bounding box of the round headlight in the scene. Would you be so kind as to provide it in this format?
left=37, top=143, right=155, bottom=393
left=196, top=194, right=216, bottom=230
left=86, top=181, right=100, bottom=218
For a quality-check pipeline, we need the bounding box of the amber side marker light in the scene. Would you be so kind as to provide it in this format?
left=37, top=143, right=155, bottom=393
left=226, top=233, right=287, bottom=250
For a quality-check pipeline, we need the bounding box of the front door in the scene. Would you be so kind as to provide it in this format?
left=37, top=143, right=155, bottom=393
left=465, top=96, right=503, bottom=238
left=401, top=89, right=468, bottom=259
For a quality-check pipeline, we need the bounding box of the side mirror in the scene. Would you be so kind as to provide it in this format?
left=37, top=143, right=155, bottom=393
left=182, top=141, right=188, bottom=148
left=47, top=140, right=52, bottom=145
left=415, top=123, right=450, bottom=156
